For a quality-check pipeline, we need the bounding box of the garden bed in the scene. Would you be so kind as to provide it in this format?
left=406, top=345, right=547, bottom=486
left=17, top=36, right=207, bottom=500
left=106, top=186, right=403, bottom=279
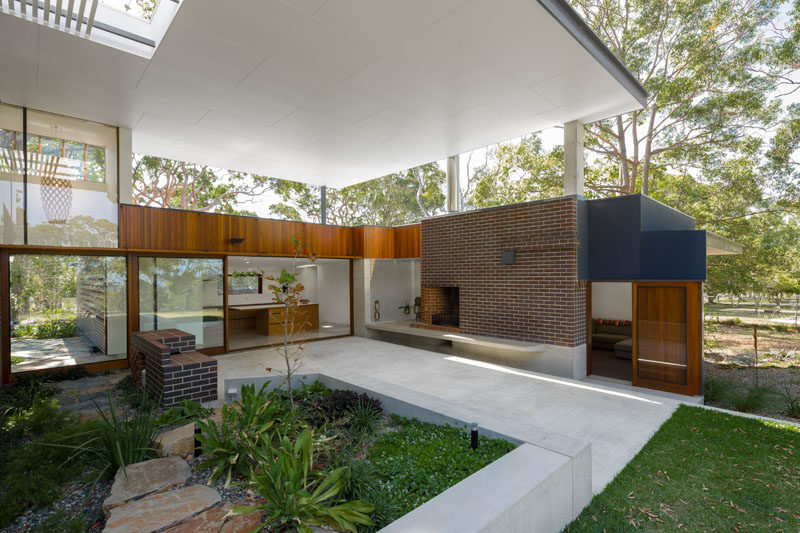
left=0, top=374, right=515, bottom=532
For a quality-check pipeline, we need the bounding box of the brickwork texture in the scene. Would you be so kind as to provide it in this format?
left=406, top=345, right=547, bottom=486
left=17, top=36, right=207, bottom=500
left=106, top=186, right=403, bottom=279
left=130, top=329, right=217, bottom=407
left=421, top=197, right=586, bottom=347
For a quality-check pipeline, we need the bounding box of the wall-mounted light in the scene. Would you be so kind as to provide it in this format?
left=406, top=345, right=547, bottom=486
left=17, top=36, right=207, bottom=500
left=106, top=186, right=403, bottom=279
left=501, top=251, right=516, bottom=265
left=230, top=237, right=245, bottom=244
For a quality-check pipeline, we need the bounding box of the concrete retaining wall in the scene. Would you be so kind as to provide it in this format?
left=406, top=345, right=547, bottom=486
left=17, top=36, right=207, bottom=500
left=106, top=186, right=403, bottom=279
left=225, top=373, right=591, bottom=533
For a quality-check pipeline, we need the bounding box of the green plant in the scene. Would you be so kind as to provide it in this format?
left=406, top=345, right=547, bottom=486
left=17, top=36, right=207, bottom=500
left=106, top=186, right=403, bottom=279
left=367, top=416, right=513, bottom=527
left=0, top=421, right=96, bottom=528
left=305, top=390, right=382, bottom=428
left=196, top=383, right=289, bottom=487
left=780, top=386, right=800, bottom=418
left=726, top=385, right=776, bottom=413
left=29, top=509, right=87, bottom=533
left=115, top=375, right=158, bottom=412
left=11, top=319, right=78, bottom=339
left=703, top=377, right=734, bottom=403
left=338, top=457, right=379, bottom=501
left=155, top=399, right=214, bottom=429
left=10, top=356, right=22, bottom=365
left=348, top=402, right=382, bottom=436
left=235, top=428, right=374, bottom=533
left=52, top=391, right=160, bottom=481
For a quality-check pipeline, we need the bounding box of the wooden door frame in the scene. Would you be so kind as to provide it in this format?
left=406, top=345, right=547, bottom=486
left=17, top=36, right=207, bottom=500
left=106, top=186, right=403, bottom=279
left=632, top=281, right=702, bottom=396
left=585, top=281, right=592, bottom=376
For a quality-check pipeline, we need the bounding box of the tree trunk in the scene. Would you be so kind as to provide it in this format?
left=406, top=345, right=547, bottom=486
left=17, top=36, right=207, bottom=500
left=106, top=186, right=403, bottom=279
left=640, top=106, right=658, bottom=197
left=616, top=115, right=630, bottom=191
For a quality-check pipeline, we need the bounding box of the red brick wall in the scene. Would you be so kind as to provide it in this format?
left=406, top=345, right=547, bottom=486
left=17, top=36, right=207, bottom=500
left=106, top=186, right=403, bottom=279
left=421, top=197, right=586, bottom=347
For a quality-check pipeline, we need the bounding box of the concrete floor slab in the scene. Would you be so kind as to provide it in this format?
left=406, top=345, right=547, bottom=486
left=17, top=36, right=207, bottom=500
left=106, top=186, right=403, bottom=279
left=215, top=336, right=679, bottom=492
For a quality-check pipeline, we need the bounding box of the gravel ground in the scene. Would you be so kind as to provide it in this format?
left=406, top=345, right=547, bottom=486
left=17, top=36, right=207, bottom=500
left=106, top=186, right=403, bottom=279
left=704, top=360, right=800, bottom=422
left=186, top=454, right=256, bottom=504
left=1, top=457, right=260, bottom=533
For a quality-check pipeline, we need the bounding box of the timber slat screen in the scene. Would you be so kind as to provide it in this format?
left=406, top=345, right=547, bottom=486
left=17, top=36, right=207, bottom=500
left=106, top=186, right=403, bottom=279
left=632, top=282, right=701, bottom=395
left=119, top=205, right=420, bottom=259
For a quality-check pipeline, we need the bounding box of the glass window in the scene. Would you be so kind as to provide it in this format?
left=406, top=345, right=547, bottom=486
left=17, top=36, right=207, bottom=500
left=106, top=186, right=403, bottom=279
left=26, top=109, right=118, bottom=247
left=139, top=257, right=224, bottom=350
left=10, top=254, right=127, bottom=373
left=0, top=104, right=24, bottom=244
left=228, top=273, right=261, bottom=295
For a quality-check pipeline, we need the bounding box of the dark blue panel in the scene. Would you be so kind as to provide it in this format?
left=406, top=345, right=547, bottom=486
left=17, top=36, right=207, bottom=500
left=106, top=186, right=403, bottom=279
left=587, top=195, right=641, bottom=279
left=640, top=231, right=706, bottom=280
left=640, top=196, right=695, bottom=231
left=576, top=197, right=589, bottom=279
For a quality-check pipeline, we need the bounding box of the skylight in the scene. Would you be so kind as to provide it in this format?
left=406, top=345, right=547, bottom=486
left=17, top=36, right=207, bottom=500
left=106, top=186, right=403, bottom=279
left=1, top=0, right=179, bottom=58
left=100, top=0, right=159, bottom=23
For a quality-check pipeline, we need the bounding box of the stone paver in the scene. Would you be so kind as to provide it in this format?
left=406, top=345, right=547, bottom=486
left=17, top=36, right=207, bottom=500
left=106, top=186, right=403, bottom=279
left=154, top=409, right=223, bottom=457
left=103, top=456, right=191, bottom=513
left=104, top=485, right=221, bottom=533
left=164, top=503, right=264, bottom=533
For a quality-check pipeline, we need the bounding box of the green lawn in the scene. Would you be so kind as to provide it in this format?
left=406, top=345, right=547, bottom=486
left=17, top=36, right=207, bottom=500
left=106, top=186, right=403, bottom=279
left=566, top=405, right=799, bottom=532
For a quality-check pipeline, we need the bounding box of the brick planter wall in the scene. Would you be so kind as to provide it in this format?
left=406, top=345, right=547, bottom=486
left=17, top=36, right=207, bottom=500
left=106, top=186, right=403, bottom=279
left=421, top=197, right=586, bottom=347
left=130, top=329, right=218, bottom=407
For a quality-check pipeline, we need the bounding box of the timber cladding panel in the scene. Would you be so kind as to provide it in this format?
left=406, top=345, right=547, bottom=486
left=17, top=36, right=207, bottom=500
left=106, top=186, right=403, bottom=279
left=119, top=205, right=418, bottom=259
left=421, top=197, right=586, bottom=347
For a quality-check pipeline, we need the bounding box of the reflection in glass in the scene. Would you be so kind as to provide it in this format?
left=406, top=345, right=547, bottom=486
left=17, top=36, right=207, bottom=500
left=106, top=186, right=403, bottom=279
left=26, top=109, right=118, bottom=247
left=139, top=258, right=224, bottom=350
left=0, top=104, right=24, bottom=244
left=10, top=254, right=127, bottom=373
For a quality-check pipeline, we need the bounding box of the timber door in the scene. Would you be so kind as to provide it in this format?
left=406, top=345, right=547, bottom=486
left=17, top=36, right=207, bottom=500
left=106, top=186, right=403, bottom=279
left=632, top=282, right=701, bottom=395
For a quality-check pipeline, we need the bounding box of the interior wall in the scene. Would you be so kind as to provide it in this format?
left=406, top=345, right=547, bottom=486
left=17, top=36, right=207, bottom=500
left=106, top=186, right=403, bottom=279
left=370, top=259, right=420, bottom=322
left=316, top=259, right=350, bottom=325
left=227, top=256, right=317, bottom=305
left=591, top=282, right=632, bottom=321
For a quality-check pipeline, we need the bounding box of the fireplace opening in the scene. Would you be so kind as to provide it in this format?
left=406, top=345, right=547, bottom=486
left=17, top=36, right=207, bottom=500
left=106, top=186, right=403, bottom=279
left=430, top=286, right=459, bottom=328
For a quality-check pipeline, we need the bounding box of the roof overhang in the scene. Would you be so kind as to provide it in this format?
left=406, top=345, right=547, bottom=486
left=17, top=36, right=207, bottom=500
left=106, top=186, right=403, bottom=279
left=706, top=231, right=743, bottom=256
left=0, top=0, right=646, bottom=187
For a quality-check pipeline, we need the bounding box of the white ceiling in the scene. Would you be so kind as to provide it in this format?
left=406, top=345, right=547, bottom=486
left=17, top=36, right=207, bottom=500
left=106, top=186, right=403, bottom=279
left=0, top=0, right=645, bottom=187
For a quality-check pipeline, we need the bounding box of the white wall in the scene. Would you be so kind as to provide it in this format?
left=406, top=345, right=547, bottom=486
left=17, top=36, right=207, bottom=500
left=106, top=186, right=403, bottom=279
left=370, top=259, right=420, bottom=322
left=227, top=256, right=318, bottom=306
left=591, top=282, right=632, bottom=321
left=316, top=259, right=350, bottom=325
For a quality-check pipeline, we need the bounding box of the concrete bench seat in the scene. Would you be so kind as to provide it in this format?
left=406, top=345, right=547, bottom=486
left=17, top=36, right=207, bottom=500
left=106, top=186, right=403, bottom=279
left=365, top=321, right=545, bottom=354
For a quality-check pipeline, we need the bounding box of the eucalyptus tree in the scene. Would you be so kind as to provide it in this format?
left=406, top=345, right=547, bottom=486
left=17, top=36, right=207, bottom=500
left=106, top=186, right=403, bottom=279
left=571, top=0, right=785, bottom=196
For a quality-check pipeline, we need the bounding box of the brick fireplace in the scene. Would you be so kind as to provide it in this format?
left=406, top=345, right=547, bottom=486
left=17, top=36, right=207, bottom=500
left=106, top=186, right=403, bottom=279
left=420, top=196, right=586, bottom=347
left=419, top=285, right=460, bottom=330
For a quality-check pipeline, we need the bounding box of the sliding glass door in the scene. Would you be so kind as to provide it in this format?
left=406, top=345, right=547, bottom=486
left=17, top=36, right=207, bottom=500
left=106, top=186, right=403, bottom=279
left=138, top=257, right=224, bottom=350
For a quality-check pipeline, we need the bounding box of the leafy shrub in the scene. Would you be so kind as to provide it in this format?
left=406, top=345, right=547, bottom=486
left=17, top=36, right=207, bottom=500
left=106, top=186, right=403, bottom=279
left=726, top=385, right=776, bottom=413
left=0, top=421, right=95, bottom=528
left=11, top=319, right=78, bottom=339
left=10, top=356, right=22, bottom=366
left=55, top=391, right=160, bottom=480
left=0, top=376, right=62, bottom=443
left=236, top=428, right=374, bottom=533
left=348, top=402, right=382, bottom=436
left=196, top=382, right=290, bottom=487
left=338, top=457, right=379, bottom=501
left=304, top=390, right=382, bottom=427
left=115, top=375, right=158, bottom=412
left=703, top=377, right=735, bottom=403
left=780, top=386, right=800, bottom=418
left=367, top=416, right=514, bottom=527
left=154, top=399, right=214, bottom=429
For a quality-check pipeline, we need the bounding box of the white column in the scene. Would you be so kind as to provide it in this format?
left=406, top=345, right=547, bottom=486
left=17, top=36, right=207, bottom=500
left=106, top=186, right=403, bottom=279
left=446, top=154, right=459, bottom=212
left=118, top=127, right=133, bottom=204
left=352, top=259, right=374, bottom=337
left=563, top=121, right=584, bottom=196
